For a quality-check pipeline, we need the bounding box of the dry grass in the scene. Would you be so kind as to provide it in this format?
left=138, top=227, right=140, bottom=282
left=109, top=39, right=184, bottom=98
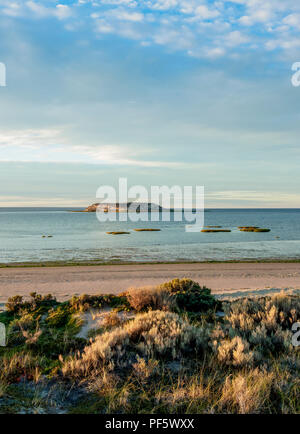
left=214, top=336, right=254, bottom=367
left=62, top=310, right=208, bottom=378
left=60, top=291, right=300, bottom=413
left=1, top=286, right=299, bottom=414
left=132, top=356, right=159, bottom=382
left=0, top=352, right=42, bottom=383
left=101, top=311, right=123, bottom=328
left=0, top=381, right=8, bottom=398
left=219, top=369, right=274, bottom=413
left=126, top=286, right=176, bottom=312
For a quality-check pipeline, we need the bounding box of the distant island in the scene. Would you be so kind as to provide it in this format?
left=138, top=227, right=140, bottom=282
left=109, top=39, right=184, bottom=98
left=70, top=203, right=208, bottom=213
left=73, top=202, right=166, bottom=213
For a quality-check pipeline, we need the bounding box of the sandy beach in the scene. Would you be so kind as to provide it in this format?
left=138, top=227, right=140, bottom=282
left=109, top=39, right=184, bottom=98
left=0, top=262, right=300, bottom=303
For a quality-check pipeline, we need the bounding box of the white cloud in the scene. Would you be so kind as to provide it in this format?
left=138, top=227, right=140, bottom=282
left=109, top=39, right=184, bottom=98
left=72, top=144, right=184, bottom=167
left=207, top=190, right=300, bottom=206
left=0, top=128, right=206, bottom=168
left=266, top=37, right=300, bottom=51
left=194, top=5, right=220, bottom=20
left=153, top=27, right=194, bottom=50
left=26, top=1, right=49, bottom=17
left=2, top=2, right=22, bottom=17
left=94, top=19, right=114, bottom=34
left=239, top=9, right=273, bottom=27
left=283, top=13, right=300, bottom=30
left=148, top=0, right=178, bottom=11
left=0, top=129, right=63, bottom=149
left=224, top=30, right=249, bottom=47
left=86, top=0, right=300, bottom=57
left=97, top=0, right=138, bottom=5
left=113, top=10, right=144, bottom=22
left=25, top=1, right=72, bottom=20
left=204, top=46, right=226, bottom=58
left=1, top=0, right=300, bottom=58
left=55, top=4, right=72, bottom=20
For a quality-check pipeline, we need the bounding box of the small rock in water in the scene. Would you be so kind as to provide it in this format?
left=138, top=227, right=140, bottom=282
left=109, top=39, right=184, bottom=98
left=106, top=231, right=130, bottom=235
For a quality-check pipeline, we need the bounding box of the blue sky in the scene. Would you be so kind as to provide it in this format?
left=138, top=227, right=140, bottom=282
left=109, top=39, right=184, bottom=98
left=0, top=0, right=300, bottom=207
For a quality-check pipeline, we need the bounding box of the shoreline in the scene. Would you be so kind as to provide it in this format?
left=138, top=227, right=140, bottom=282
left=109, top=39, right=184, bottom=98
left=1, top=258, right=300, bottom=268
left=1, top=261, right=300, bottom=303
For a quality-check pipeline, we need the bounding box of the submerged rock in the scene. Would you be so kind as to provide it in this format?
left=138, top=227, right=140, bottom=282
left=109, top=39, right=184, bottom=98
left=106, top=231, right=130, bottom=235
left=134, top=228, right=161, bottom=232
left=201, top=229, right=231, bottom=233
left=239, top=227, right=271, bottom=232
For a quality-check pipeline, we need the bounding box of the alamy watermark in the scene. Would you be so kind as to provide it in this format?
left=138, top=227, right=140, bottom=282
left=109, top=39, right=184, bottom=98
left=95, top=178, right=204, bottom=232
left=0, top=322, right=6, bottom=347
left=291, top=62, right=300, bottom=87
left=0, top=62, right=6, bottom=87
left=292, top=322, right=300, bottom=347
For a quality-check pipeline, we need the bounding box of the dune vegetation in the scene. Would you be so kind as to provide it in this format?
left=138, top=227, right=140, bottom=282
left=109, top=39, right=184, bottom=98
left=0, top=280, right=299, bottom=414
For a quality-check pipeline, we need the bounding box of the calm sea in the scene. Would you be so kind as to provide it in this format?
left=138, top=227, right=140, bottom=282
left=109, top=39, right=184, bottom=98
left=0, top=208, right=300, bottom=263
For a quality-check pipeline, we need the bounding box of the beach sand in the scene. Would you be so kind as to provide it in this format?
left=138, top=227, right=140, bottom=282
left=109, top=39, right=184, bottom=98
left=0, top=262, right=300, bottom=303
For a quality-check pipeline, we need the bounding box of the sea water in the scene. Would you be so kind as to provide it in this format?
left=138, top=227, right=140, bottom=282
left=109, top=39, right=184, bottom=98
left=0, top=208, right=300, bottom=263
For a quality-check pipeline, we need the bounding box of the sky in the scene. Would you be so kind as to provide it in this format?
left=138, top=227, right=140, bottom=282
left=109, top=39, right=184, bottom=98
left=0, top=0, right=300, bottom=208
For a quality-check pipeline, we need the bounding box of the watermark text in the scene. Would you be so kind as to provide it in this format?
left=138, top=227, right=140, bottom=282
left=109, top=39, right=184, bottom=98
left=291, top=62, right=300, bottom=87
left=0, top=62, right=6, bottom=87
left=96, top=178, right=204, bottom=232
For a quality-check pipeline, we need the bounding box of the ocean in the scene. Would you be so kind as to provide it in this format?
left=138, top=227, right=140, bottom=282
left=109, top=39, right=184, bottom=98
left=0, top=208, right=300, bottom=263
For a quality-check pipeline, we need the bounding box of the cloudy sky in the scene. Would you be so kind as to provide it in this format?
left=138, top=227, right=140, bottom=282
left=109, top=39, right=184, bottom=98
left=0, top=0, right=299, bottom=207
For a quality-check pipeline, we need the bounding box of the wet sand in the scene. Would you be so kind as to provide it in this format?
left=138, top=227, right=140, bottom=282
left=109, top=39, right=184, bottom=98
left=0, top=262, right=300, bottom=303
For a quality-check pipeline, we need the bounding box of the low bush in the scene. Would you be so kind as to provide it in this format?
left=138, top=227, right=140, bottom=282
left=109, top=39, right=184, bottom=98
left=47, top=305, right=72, bottom=328
left=213, top=336, right=254, bottom=367
left=127, top=286, right=175, bottom=312
left=69, top=294, right=130, bottom=312
left=1, top=287, right=300, bottom=414
left=219, top=369, right=275, bottom=413
left=160, top=278, right=220, bottom=312
left=6, top=293, right=57, bottom=315
left=222, top=293, right=299, bottom=356
left=62, top=310, right=208, bottom=377
left=101, top=312, right=122, bottom=328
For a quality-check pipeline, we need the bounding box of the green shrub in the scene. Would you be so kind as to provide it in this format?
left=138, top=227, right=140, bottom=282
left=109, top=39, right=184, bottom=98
left=7, top=313, right=38, bottom=346
left=69, top=294, right=104, bottom=312
left=160, top=279, right=220, bottom=312
left=69, top=293, right=130, bottom=312
left=6, top=293, right=57, bottom=315
left=6, top=295, right=24, bottom=314
left=46, top=305, right=72, bottom=328
left=34, top=328, right=85, bottom=359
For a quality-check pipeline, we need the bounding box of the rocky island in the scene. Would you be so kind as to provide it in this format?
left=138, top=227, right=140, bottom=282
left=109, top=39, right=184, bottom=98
left=78, top=203, right=165, bottom=212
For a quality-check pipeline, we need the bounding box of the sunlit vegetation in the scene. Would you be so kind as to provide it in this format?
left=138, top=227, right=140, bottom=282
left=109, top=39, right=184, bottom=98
left=0, top=282, right=299, bottom=414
